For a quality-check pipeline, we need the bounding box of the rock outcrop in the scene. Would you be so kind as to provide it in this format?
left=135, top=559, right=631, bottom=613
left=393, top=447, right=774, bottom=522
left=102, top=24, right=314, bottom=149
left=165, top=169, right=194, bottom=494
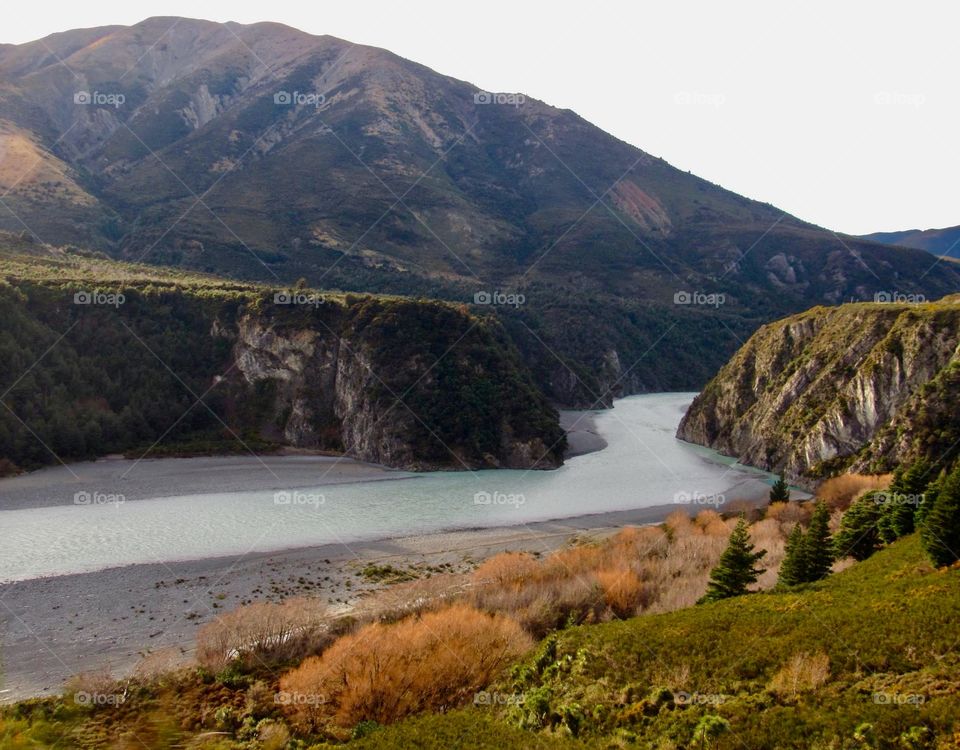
left=677, top=296, right=960, bottom=485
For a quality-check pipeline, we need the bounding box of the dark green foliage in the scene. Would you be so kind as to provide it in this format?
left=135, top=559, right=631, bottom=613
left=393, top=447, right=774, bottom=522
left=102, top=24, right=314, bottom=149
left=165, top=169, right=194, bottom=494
left=699, top=517, right=766, bottom=602
left=769, top=475, right=790, bottom=503
left=777, top=523, right=808, bottom=587
left=834, top=493, right=884, bottom=561
left=804, top=500, right=834, bottom=581
left=920, top=463, right=960, bottom=567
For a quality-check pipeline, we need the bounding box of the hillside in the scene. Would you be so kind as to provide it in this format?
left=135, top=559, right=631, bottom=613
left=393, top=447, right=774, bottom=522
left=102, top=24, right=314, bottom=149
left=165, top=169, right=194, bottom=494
left=2, top=17, right=959, bottom=403
left=3, top=535, right=957, bottom=748
left=677, top=296, right=960, bottom=484
left=0, top=239, right=564, bottom=474
left=863, top=225, right=960, bottom=260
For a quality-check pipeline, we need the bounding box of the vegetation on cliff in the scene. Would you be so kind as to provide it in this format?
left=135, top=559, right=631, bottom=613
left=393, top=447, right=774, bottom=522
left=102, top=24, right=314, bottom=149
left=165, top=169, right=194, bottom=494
left=0, top=246, right=563, bottom=473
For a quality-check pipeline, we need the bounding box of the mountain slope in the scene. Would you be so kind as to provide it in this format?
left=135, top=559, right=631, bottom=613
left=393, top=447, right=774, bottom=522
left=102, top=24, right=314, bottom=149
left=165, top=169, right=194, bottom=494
left=863, top=225, right=960, bottom=260
left=677, top=296, right=960, bottom=484
left=1, top=17, right=958, bottom=403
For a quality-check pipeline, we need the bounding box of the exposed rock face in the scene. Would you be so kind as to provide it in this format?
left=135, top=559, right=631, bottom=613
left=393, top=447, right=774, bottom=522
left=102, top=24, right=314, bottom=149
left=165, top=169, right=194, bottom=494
left=226, top=297, right=565, bottom=470
left=677, top=297, right=960, bottom=485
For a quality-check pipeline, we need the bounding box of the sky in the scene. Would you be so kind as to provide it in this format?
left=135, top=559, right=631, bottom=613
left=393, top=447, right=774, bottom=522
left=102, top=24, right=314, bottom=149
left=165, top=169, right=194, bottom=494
left=3, top=0, right=957, bottom=235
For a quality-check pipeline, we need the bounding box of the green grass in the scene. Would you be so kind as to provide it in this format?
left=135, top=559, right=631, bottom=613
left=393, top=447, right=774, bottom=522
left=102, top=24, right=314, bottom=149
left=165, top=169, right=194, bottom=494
left=366, top=535, right=959, bottom=749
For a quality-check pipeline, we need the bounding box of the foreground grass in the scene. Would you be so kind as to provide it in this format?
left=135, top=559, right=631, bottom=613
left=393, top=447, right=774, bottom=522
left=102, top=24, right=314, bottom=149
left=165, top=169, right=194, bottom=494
left=2, top=536, right=957, bottom=749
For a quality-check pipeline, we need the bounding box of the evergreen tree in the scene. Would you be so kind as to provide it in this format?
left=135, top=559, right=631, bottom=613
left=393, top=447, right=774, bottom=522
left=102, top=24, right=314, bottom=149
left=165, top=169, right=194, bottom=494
left=770, top=475, right=790, bottom=503
left=881, top=459, right=933, bottom=540
left=920, top=463, right=960, bottom=567
left=777, top=523, right=808, bottom=587
left=804, top=500, right=835, bottom=581
left=833, top=493, right=883, bottom=561
left=700, top=517, right=767, bottom=602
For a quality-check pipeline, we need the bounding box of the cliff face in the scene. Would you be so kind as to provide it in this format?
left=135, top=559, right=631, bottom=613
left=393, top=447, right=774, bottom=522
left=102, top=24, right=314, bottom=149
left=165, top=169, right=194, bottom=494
left=225, top=296, right=565, bottom=470
left=0, top=248, right=564, bottom=473
left=677, top=297, right=960, bottom=485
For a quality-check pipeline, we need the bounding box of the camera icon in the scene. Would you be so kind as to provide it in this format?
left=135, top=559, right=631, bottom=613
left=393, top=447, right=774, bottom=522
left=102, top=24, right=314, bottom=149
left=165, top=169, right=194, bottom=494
left=473, top=91, right=493, bottom=105
left=473, top=291, right=492, bottom=305
left=673, top=490, right=691, bottom=504
left=474, top=491, right=492, bottom=505
left=74, top=491, right=92, bottom=505
left=274, top=491, right=292, bottom=505
left=873, top=291, right=891, bottom=303
left=73, top=291, right=92, bottom=304
left=274, top=292, right=292, bottom=304
left=673, top=291, right=692, bottom=305
left=74, top=91, right=91, bottom=105
left=274, top=91, right=292, bottom=105
left=473, top=691, right=491, bottom=705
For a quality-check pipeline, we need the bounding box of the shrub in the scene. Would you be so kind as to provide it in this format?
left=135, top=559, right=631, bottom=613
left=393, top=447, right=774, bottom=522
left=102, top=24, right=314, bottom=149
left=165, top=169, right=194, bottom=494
left=816, top=473, right=891, bottom=511
left=767, top=651, right=830, bottom=697
left=279, top=604, right=533, bottom=732
left=196, top=598, right=327, bottom=672
left=920, top=463, right=960, bottom=567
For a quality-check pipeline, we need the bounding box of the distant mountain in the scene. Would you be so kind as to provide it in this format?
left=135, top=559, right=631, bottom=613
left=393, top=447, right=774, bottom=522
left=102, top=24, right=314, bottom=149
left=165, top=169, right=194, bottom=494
left=2, top=17, right=958, bottom=404
left=861, top=225, right=960, bottom=259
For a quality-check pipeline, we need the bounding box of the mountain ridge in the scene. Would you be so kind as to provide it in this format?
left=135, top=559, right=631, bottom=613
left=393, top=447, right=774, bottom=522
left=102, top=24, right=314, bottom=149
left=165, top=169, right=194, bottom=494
left=1, top=17, right=958, bottom=404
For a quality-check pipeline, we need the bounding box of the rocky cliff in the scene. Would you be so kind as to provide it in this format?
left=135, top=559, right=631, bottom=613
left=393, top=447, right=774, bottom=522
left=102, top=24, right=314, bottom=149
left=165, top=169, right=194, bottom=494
left=0, top=247, right=564, bottom=473
left=676, top=296, right=960, bottom=485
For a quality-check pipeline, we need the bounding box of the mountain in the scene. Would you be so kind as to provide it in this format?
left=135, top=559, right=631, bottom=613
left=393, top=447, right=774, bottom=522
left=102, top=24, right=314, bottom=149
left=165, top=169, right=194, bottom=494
left=677, top=296, right=960, bottom=485
left=2, top=17, right=959, bottom=404
left=862, top=225, right=960, bottom=260
left=0, top=238, right=564, bottom=474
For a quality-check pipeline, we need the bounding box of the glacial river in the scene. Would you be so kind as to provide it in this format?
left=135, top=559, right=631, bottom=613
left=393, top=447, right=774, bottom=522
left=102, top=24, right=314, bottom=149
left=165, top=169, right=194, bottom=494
left=0, top=393, right=773, bottom=582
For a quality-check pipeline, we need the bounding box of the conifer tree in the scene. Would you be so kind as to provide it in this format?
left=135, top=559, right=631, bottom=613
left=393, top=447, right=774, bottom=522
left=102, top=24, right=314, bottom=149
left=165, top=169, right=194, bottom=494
left=920, top=463, right=960, bottom=567
left=803, top=500, right=834, bottom=581
left=770, top=475, right=790, bottom=503
left=777, top=523, right=807, bottom=587
left=833, top=493, right=883, bottom=561
left=700, top=517, right=767, bottom=602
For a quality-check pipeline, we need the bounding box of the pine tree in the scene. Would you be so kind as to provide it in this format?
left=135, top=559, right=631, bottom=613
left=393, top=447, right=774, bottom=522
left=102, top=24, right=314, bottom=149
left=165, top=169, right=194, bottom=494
left=777, top=523, right=808, bottom=587
left=833, top=493, right=883, bottom=561
left=803, top=500, right=834, bottom=581
left=920, top=463, right=960, bottom=567
left=770, top=475, right=790, bottom=503
left=700, top=517, right=767, bottom=602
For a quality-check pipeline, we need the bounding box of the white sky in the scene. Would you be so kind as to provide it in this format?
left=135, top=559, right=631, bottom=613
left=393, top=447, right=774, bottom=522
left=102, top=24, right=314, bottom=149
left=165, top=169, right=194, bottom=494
left=4, top=0, right=957, bottom=235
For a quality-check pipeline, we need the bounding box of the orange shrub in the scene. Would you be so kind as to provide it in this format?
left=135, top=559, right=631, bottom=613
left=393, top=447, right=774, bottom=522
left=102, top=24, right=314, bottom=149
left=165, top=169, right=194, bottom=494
left=596, top=566, right=652, bottom=618
left=471, top=551, right=539, bottom=585
left=816, top=473, right=891, bottom=511
left=279, top=604, right=532, bottom=731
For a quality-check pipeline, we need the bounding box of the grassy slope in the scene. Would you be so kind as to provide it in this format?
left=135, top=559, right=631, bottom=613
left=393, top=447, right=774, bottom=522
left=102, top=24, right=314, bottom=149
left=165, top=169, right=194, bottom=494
left=362, top=535, right=959, bottom=749
left=2, top=537, right=957, bottom=748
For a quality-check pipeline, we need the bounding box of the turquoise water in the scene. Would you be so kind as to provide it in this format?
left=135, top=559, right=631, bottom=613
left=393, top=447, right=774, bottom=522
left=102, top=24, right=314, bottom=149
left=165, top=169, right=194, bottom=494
left=0, top=393, right=771, bottom=582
